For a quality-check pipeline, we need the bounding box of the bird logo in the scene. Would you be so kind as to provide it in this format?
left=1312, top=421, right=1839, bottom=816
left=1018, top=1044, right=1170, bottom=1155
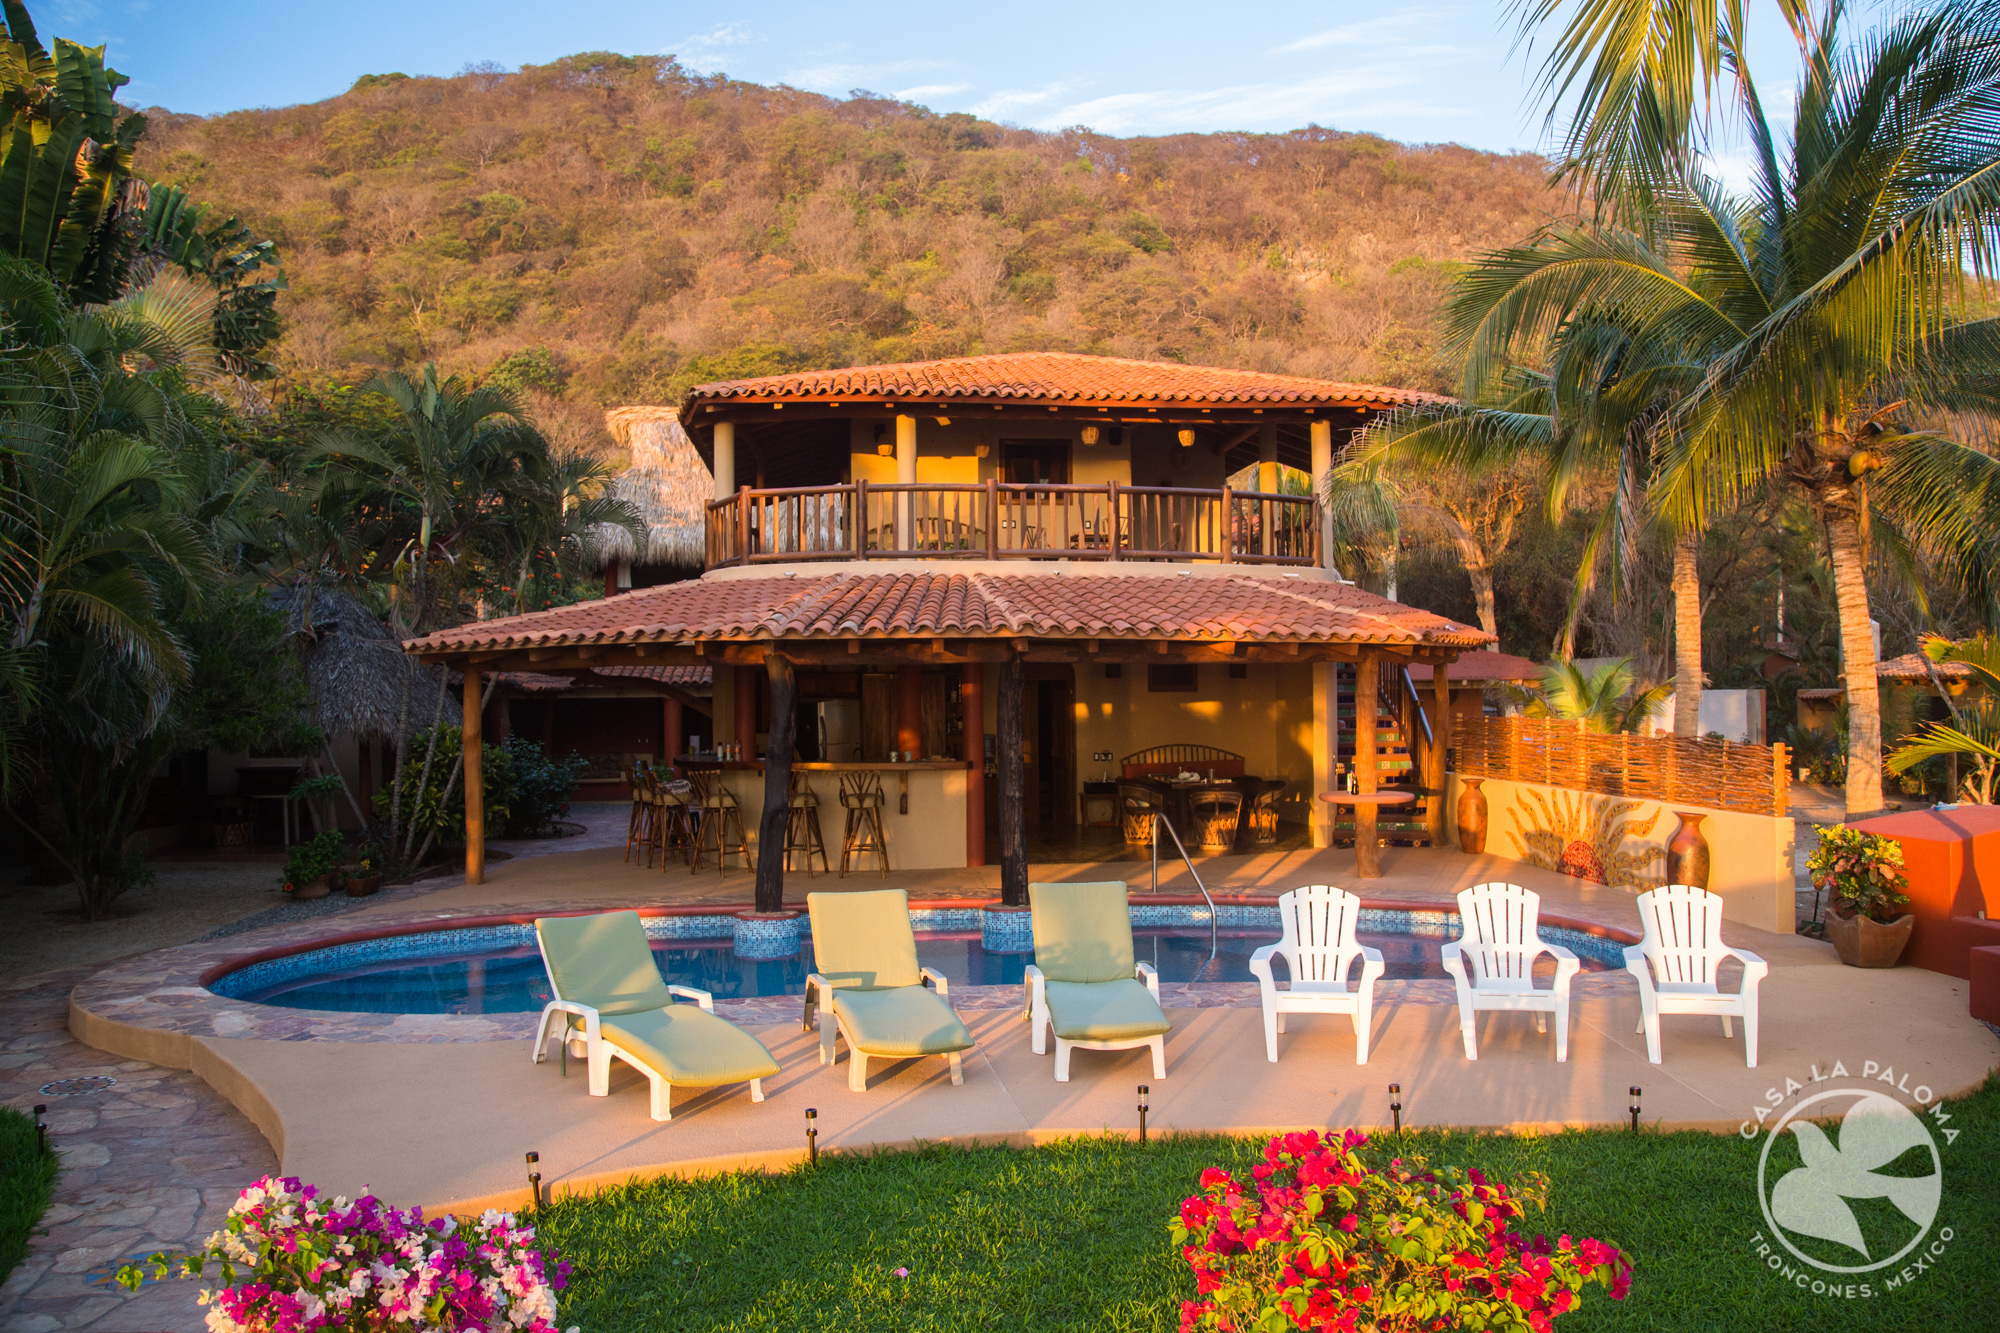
left=1758, top=1089, right=1942, bottom=1274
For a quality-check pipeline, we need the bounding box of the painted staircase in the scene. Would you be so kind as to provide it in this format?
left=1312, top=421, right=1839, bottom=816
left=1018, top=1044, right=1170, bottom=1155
left=1331, top=663, right=1433, bottom=846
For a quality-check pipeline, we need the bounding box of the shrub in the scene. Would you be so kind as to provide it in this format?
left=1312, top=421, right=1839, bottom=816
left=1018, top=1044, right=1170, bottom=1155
left=376, top=727, right=584, bottom=843
left=1807, top=825, right=1911, bottom=923
left=119, top=1175, right=573, bottom=1332
left=1172, top=1130, right=1630, bottom=1333
left=281, top=830, right=348, bottom=891
left=1, top=1107, right=57, bottom=1285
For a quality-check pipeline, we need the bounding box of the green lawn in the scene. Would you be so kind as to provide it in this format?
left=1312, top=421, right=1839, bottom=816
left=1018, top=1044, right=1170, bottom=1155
left=538, top=1073, right=1997, bottom=1333
left=0, top=1107, right=57, bottom=1285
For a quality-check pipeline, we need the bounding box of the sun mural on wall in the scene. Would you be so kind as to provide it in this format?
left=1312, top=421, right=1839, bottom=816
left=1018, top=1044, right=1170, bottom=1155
left=1505, top=788, right=1666, bottom=892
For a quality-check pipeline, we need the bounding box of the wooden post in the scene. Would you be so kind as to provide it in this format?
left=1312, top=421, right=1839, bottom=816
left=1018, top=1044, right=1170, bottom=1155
left=736, top=484, right=752, bottom=566
left=663, top=696, right=683, bottom=772
left=756, top=653, right=795, bottom=913
left=999, top=653, right=1026, bottom=906
left=1427, top=664, right=1452, bottom=846
left=734, top=666, right=758, bottom=756
left=962, top=662, right=986, bottom=867
left=462, top=667, right=484, bottom=886
left=896, top=665, right=923, bottom=759
left=984, top=478, right=999, bottom=559
left=1355, top=651, right=1380, bottom=877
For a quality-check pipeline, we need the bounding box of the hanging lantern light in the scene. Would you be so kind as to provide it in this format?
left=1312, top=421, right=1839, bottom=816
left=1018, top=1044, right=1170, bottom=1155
left=1080, top=425, right=1101, bottom=446
left=1178, top=429, right=1197, bottom=447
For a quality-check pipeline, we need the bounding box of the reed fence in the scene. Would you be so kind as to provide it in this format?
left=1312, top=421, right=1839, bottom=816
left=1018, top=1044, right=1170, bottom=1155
left=1456, top=714, right=1790, bottom=818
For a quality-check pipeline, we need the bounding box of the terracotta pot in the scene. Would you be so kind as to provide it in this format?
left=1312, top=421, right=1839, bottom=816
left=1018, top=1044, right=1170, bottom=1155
left=1824, top=909, right=1915, bottom=968
left=1665, top=811, right=1711, bottom=889
left=289, top=874, right=333, bottom=900
left=1456, top=778, right=1488, bottom=855
left=344, top=872, right=382, bottom=898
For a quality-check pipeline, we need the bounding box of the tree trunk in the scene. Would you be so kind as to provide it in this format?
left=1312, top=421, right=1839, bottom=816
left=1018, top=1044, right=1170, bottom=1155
left=999, top=653, right=1026, bottom=907
left=755, top=652, right=795, bottom=914
left=1672, top=529, right=1703, bottom=738
left=1465, top=559, right=1498, bottom=638
left=1826, top=512, right=1884, bottom=815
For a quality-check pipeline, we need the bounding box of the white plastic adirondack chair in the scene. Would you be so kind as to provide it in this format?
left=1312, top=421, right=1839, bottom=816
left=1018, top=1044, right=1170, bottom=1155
left=1440, top=883, right=1580, bottom=1061
left=1248, top=885, right=1386, bottom=1063
left=1625, top=885, right=1769, bottom=1067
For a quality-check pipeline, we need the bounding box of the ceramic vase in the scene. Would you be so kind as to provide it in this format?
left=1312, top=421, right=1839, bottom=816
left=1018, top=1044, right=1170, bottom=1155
left=1824, top=909, right=1914, bottom=968
left=1456, top=778, right=1488, bottom=855
left=1665, top=811, right=1710, bottom=888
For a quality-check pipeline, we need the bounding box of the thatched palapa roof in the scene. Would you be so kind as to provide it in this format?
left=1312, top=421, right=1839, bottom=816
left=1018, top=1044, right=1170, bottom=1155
left=597, top=407, right=709, bottom=570
left=269, top=586, right=445, bottom=743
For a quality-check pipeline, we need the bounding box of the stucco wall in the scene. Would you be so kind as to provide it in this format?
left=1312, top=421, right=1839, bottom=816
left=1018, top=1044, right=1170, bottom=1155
left=1071, top=662, right=1317, bottom=827
left=724, top=767, right=970, bottom=871
left=1445, top=773, right=1796, bottom=933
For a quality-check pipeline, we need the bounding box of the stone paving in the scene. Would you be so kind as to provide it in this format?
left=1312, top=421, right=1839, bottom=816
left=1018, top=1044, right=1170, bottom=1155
left=0, top=969, right=275, bottom=1333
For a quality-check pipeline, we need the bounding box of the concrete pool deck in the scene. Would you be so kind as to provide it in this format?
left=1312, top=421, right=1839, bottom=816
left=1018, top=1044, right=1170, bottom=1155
left=62, top=842, right=2000, bottom=1215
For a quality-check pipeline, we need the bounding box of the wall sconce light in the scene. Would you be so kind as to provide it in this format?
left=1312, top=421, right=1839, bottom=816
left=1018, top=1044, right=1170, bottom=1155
left=1178, top=429, right=1197, bottom=447
left=877, top=443, right=894, bottom=456
left=1080, top=425, right=1101, bottom=446
left=934, top=416, right=951, bottom=427
left=975, top=444, right=990, bottom=458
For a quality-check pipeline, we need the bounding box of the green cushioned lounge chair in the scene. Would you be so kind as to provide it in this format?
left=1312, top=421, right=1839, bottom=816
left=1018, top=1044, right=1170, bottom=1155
left=532, top=911, right=779, bottom=1121
left=804, top=889, right=975, bottom=1092
left=1025, top=881, right=1172, bottom=1082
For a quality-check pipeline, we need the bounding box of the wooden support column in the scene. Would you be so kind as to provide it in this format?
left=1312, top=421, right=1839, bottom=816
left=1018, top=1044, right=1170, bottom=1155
left=755, top=653, right=795, bottom=913
left=999, top=653, right=1026, bottom=905
left=663, top=696, right=683, bottom=771
left=895, top=665, right=923, bottom=759
left=1354, top=651, right=1380, bottom=878
left=734, top=665, right=758, bottom=756
left=463, top=667, right=485, bottom=886
left=713, top=421, right=736, bottom=500
left=1427, top=666, right=1452, bottom=846
left=961, top=662, right=986, bottom=867
left=895, top=414, right=917, bottom=550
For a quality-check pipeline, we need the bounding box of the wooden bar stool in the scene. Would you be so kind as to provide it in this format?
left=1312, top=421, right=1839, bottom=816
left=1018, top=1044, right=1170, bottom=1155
left=622, top=764, right=653, bottom=864
left=655, top=774, right=695, bottom=868
left=689, top=771, right=754, bottom=873
left=838, top=770, right=889, bottom=877
left=783, top=771, right=831, bottom=876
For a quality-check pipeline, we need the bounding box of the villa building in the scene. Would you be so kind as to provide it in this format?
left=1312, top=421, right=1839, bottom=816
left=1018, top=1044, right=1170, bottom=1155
left=407, top=352, right=1490, bottom=900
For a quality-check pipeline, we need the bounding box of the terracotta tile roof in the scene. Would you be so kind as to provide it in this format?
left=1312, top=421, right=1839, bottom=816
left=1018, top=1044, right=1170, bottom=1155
left=1405, top=651, right=1542, bottom=683
left=1876, top=652, right=1973, bottom=680
left=678, top=351, right=1450, bottom=412
left=408, top=573, right=1490, bottom=655
left=494, top=665, right=712, bottom=692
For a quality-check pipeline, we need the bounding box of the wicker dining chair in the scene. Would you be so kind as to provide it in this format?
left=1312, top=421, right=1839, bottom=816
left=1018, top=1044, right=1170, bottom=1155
left=1187, top=788, right=1244, bottom=852
left=1118, top=783, right=1161, bottom=845
left=1244, top=781, right=1284, bottom=846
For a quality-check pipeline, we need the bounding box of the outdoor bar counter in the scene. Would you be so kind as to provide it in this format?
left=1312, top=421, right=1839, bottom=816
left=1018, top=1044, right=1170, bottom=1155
left=673, top=757, right=973, bottom=870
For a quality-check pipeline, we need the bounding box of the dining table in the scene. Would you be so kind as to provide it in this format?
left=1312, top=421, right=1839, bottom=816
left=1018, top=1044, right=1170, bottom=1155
left=1126, top=774, right=1285, bottom=847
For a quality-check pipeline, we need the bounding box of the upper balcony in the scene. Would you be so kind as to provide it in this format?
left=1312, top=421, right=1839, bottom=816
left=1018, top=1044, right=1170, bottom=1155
left=704, top=481, right=1319, bottom=570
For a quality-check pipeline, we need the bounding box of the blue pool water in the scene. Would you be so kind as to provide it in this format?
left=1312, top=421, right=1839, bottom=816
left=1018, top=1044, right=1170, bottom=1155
left=212, top=915, right=1617, bottom=1015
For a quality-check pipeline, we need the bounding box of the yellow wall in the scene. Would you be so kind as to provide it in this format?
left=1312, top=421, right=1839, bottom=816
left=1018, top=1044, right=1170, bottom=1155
left=1072, top=662, right=1318, bottom=823
left=844, top=418, right=1136, bottom=485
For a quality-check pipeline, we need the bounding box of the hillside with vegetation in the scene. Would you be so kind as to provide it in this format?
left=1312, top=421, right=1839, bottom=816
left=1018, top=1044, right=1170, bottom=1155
left=135, top=52, right=1560, bottom=450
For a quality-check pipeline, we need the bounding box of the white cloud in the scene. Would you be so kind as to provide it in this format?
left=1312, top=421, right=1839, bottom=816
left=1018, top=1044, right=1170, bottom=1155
left=895, top=83, right=972, bottom=101
left=673, top=23, right=763, bottom=72
left=969, top=82, right=1080, bottom=122
left=785, top=58, right=948, bottom=94
left=1270, top=13, right=1457, bottom=56
left=1004, top=58, right=1476, bottom=136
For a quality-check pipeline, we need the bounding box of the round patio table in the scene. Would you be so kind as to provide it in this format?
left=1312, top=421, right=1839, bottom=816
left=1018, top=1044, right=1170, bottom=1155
left=1319, top=790, right=1415, bottom=878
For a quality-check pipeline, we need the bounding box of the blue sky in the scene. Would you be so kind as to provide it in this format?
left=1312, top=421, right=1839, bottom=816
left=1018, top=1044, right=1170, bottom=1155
left=47, top=0, right=1803, bottom=159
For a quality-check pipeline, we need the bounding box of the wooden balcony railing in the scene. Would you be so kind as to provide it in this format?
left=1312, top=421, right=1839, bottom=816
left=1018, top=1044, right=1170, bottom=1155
left=703, top=481, right=1321, bottom=570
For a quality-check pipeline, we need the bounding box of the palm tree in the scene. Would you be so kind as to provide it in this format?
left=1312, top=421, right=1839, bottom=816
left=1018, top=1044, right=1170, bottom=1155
left=1460, top=4, right=2000, bottom=815
left=1511, top=657, right=1672, bottom=734
left=1887, top=635, right=2000, bottom=803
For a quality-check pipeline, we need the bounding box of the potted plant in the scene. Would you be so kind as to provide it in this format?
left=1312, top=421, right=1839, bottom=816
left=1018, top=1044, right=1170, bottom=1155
left=281, top=830, right=348, bottom=900
left=343, top=842, right=384, bottom=897
left=1807, top=825, right=1914, bottom=967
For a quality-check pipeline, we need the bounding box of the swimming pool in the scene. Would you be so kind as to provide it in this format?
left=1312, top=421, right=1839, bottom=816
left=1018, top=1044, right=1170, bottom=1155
left=209, top=909, right=1622, bottom=1015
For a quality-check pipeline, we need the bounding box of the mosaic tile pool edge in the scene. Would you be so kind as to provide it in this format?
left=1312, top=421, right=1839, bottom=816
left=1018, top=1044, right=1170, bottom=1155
left=207, top=905, right=1629, bottom=1000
